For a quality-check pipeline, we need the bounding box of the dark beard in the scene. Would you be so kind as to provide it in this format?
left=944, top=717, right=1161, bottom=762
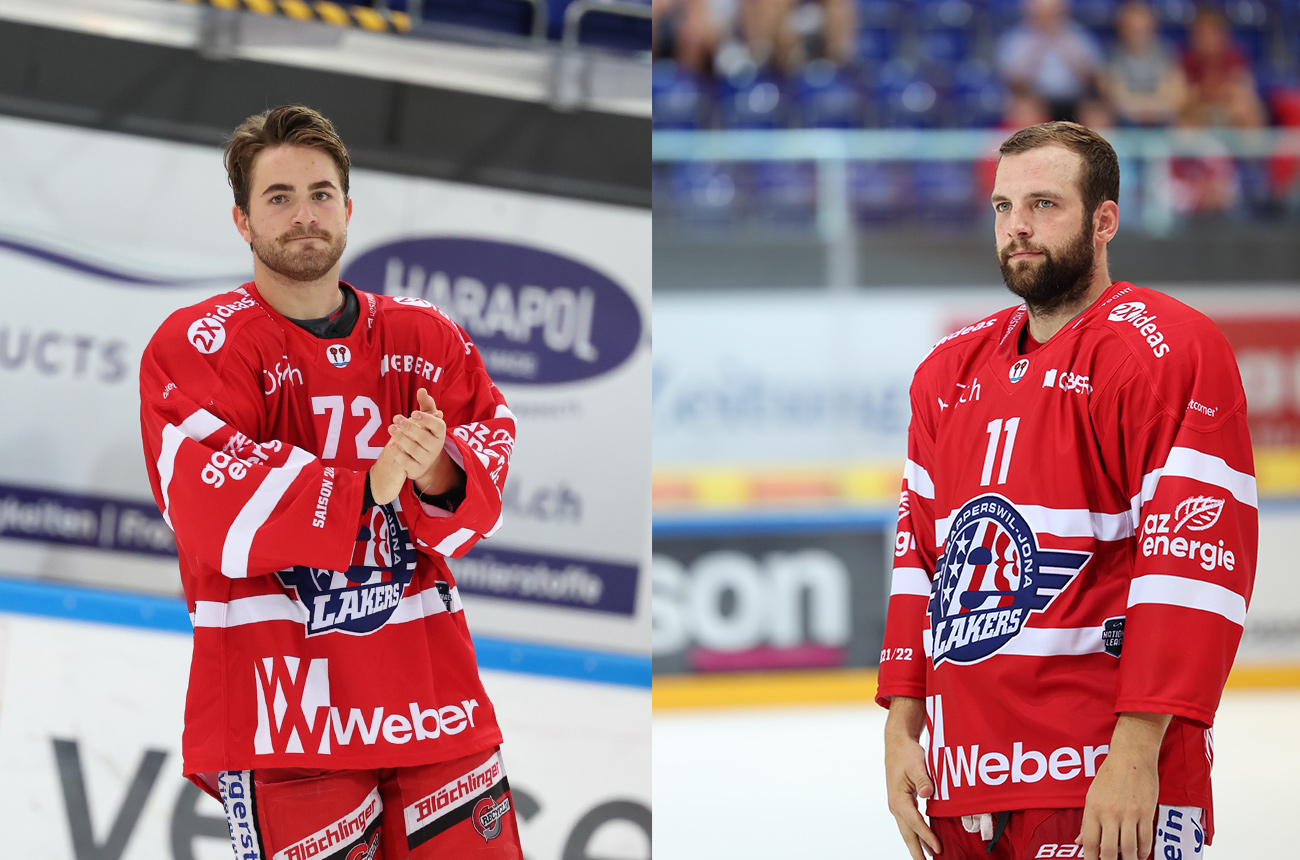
left=251, top=226, right=347, bottom=282
left=997, top=213, right=1095, bottom=316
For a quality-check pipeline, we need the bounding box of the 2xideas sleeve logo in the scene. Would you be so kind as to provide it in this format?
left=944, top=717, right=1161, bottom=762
left=342, top=239, right=643, bottom=384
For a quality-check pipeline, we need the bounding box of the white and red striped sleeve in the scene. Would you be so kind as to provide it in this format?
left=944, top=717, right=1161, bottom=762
left=1106, top=328, right=1257, bottom=727
left=876, top=376, right=940, bottom=708
left=398, top=314, right=515, bottom=560
left=140, top=326, right=363, bottom=580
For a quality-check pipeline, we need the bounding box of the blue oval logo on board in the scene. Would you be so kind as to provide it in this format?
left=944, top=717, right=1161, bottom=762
left=343, top=237, right=643, bottom=385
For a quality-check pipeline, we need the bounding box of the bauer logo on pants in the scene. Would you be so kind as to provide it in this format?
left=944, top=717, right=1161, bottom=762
left=472, top=795, right=511, bottom=842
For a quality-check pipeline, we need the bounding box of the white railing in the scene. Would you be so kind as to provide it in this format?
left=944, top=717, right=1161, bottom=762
left=653, top=127, right=1300, bottom=237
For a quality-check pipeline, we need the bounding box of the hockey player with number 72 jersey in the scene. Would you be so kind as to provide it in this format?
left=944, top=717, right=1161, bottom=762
left=140, top=281, right=515, bottom=784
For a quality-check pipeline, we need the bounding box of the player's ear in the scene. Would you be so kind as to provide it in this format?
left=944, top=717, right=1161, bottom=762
left=232, top=204, right=252, bottom=243
left=345, top=196, right=353, bottom=225
left=1094, top=199, right=1119, bottom=245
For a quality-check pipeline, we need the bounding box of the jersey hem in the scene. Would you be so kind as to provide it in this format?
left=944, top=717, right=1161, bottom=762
left=180, top=730, right=504, bottom=777
left=1113, top=698, right=1215, bottom=729
left=876, top=683, right=927, bottom=710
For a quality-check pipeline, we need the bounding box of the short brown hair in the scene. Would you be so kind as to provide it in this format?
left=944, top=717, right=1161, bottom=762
left=225, top=105, right=351, bottom=212
left=998, top=121, right=1120, bottom=217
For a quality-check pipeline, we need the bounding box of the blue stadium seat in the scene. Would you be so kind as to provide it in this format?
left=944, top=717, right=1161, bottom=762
left=952, top=61, right=1006, bottom=127
left=856, top=0, right=903, bottom=27
left=1150, top=0, right=1197, bottom=28
left=653, top=60, right=710, bottom=130
left=417, top=0, right=539, bottom=37
left=917, top=27, right=975, bottom=65
left=663, top=162, right=743, bottom=225
left=875, top=61, right=947, bottom=128
left=849, top=162, right=912, bottom=224
left=986, top=0, right=1024, bottom=29
left=717, top=70, right=788, bottom=129
left=916, top=0, right=975, bottom=29
left=568, top=0, right=651, bottom=51
left=751, top=162, right=818, bottom=226
left=795, top=60, right=864, bottom=128
left=856, top=25, right=900, bottom=66
left=1231, top=26, right=1269, bottom=65
left=911, top=161, right=982, bottom=226
left=1073, top=0, right=1119, bottom=28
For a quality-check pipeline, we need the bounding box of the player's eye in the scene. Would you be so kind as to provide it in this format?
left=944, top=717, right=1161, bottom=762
left=994, top=202, right=1010, bottom=212
left=1036, top=199, right=1054, bottom=208
left=313, top=191, right=331, bottom=200
left=270, top=194, right=287, bottom=204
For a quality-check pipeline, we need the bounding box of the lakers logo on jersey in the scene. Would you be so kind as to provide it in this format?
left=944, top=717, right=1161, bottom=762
left=279, top=502, right=417, bottom=636
left=929, top=494, right=1091, bottom=665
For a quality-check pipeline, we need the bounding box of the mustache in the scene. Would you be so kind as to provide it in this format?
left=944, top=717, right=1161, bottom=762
left=279, top=228, right=332, bottom=242
left=1001, top=241, right=1047, bottom=259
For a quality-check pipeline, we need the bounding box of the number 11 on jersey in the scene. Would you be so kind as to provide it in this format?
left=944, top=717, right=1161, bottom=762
left=981, top=417, right=1020, bottom=485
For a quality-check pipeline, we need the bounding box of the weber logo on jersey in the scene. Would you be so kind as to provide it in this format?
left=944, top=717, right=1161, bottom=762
left=278, top=503, right=417, bottom=636
left=930, top=495, right=1091, bottom=666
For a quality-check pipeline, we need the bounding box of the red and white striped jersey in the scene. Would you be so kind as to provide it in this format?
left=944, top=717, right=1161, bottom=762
left=876, top=281, right=1256, bottom=840
left=140, top=282, right=514, bottom=780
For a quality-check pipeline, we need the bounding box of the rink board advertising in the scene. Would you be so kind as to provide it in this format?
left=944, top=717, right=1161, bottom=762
left=653, top=529, right=888, bottom=675
left=0, top=586, right=650, bottom=860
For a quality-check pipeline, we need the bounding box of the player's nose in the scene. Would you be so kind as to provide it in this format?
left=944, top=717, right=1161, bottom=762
left=1005, top=205, right=1033, bottom=238
left=291, top=198, right=317, bottom=225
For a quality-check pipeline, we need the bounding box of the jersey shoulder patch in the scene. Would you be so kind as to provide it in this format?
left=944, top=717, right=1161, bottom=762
left=1090, top=285, right=1243, bottom=424
left=154, top=286, right=275, bottom=359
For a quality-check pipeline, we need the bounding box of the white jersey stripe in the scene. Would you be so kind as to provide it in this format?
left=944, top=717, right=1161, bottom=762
left=220, top=447, right=314, bottom=578
left=936, top=504, right=1133, bottom=547
left=1127, top=574, right=1247, bottom=626
left=192, top=595, right=303, bottom=628
left=1134, top=447, right=1257, bottom=511
left=922, top=625, right=1106, bottom=658
left=999, top=626, right=1107, bottom=657
left=494, top=404, right=517, bottom=423
left=433, top=527, right=476, bottom=557
left=904, top=459, right=935, bottom=499
left=180, top=408, right=225, bottom=441
left=891, top=567, right=933, bottom=597
left=484, top=513, right=504, bottom=538
left=192, top=583, right=464, bottom=630
left=157, top=408, right=224, bottom=528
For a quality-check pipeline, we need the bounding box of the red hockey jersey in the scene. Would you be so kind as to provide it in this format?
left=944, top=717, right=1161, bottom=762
left=140, top=282, right=515, bottom=782
left=876, top=282, right=1256, bottom=840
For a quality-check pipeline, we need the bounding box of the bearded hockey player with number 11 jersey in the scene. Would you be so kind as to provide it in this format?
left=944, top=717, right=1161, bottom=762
left=878, top=124, right=1256, bottom=860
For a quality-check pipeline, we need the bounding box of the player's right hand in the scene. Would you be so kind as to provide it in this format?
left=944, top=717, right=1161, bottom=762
left=368, top=438, right=410, bottom=506
left=885, top=698, right=942, bottom=859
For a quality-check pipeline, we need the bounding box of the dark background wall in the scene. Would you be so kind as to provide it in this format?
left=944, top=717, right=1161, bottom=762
left=0, top=17, right=650, bottom=207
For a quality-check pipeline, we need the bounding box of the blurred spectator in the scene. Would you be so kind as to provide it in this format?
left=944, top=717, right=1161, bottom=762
left=774, top=0, right=858, bottom=72
left=1002, top=91, right=1052, bottom=129
left=706, top=0, right=784, bottom=82
left=995, top=0, right=1104, bottom=122
left=1178, top=7, right=1265, bottom=128
left=1104, top=1, right=1186, bottom=127
left=654, top=0, right=721, bottom=75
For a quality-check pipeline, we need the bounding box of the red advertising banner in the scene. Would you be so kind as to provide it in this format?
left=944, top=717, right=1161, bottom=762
left=1215, top=316, right=1300, bottom=448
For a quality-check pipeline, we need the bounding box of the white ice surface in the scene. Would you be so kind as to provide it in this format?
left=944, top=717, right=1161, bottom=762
left=654, top=691, right=1300, bottom=859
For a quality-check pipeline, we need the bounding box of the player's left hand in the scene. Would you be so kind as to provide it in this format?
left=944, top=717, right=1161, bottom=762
left=1076, top=712, right=1169, bottom=860
left=388, top=387, right=447, bottom=482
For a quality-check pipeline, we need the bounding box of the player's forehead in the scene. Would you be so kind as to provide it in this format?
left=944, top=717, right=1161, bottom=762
left=249, top=144, right=342, bottom=195
left=992, top=145, right=1083, bottom=203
